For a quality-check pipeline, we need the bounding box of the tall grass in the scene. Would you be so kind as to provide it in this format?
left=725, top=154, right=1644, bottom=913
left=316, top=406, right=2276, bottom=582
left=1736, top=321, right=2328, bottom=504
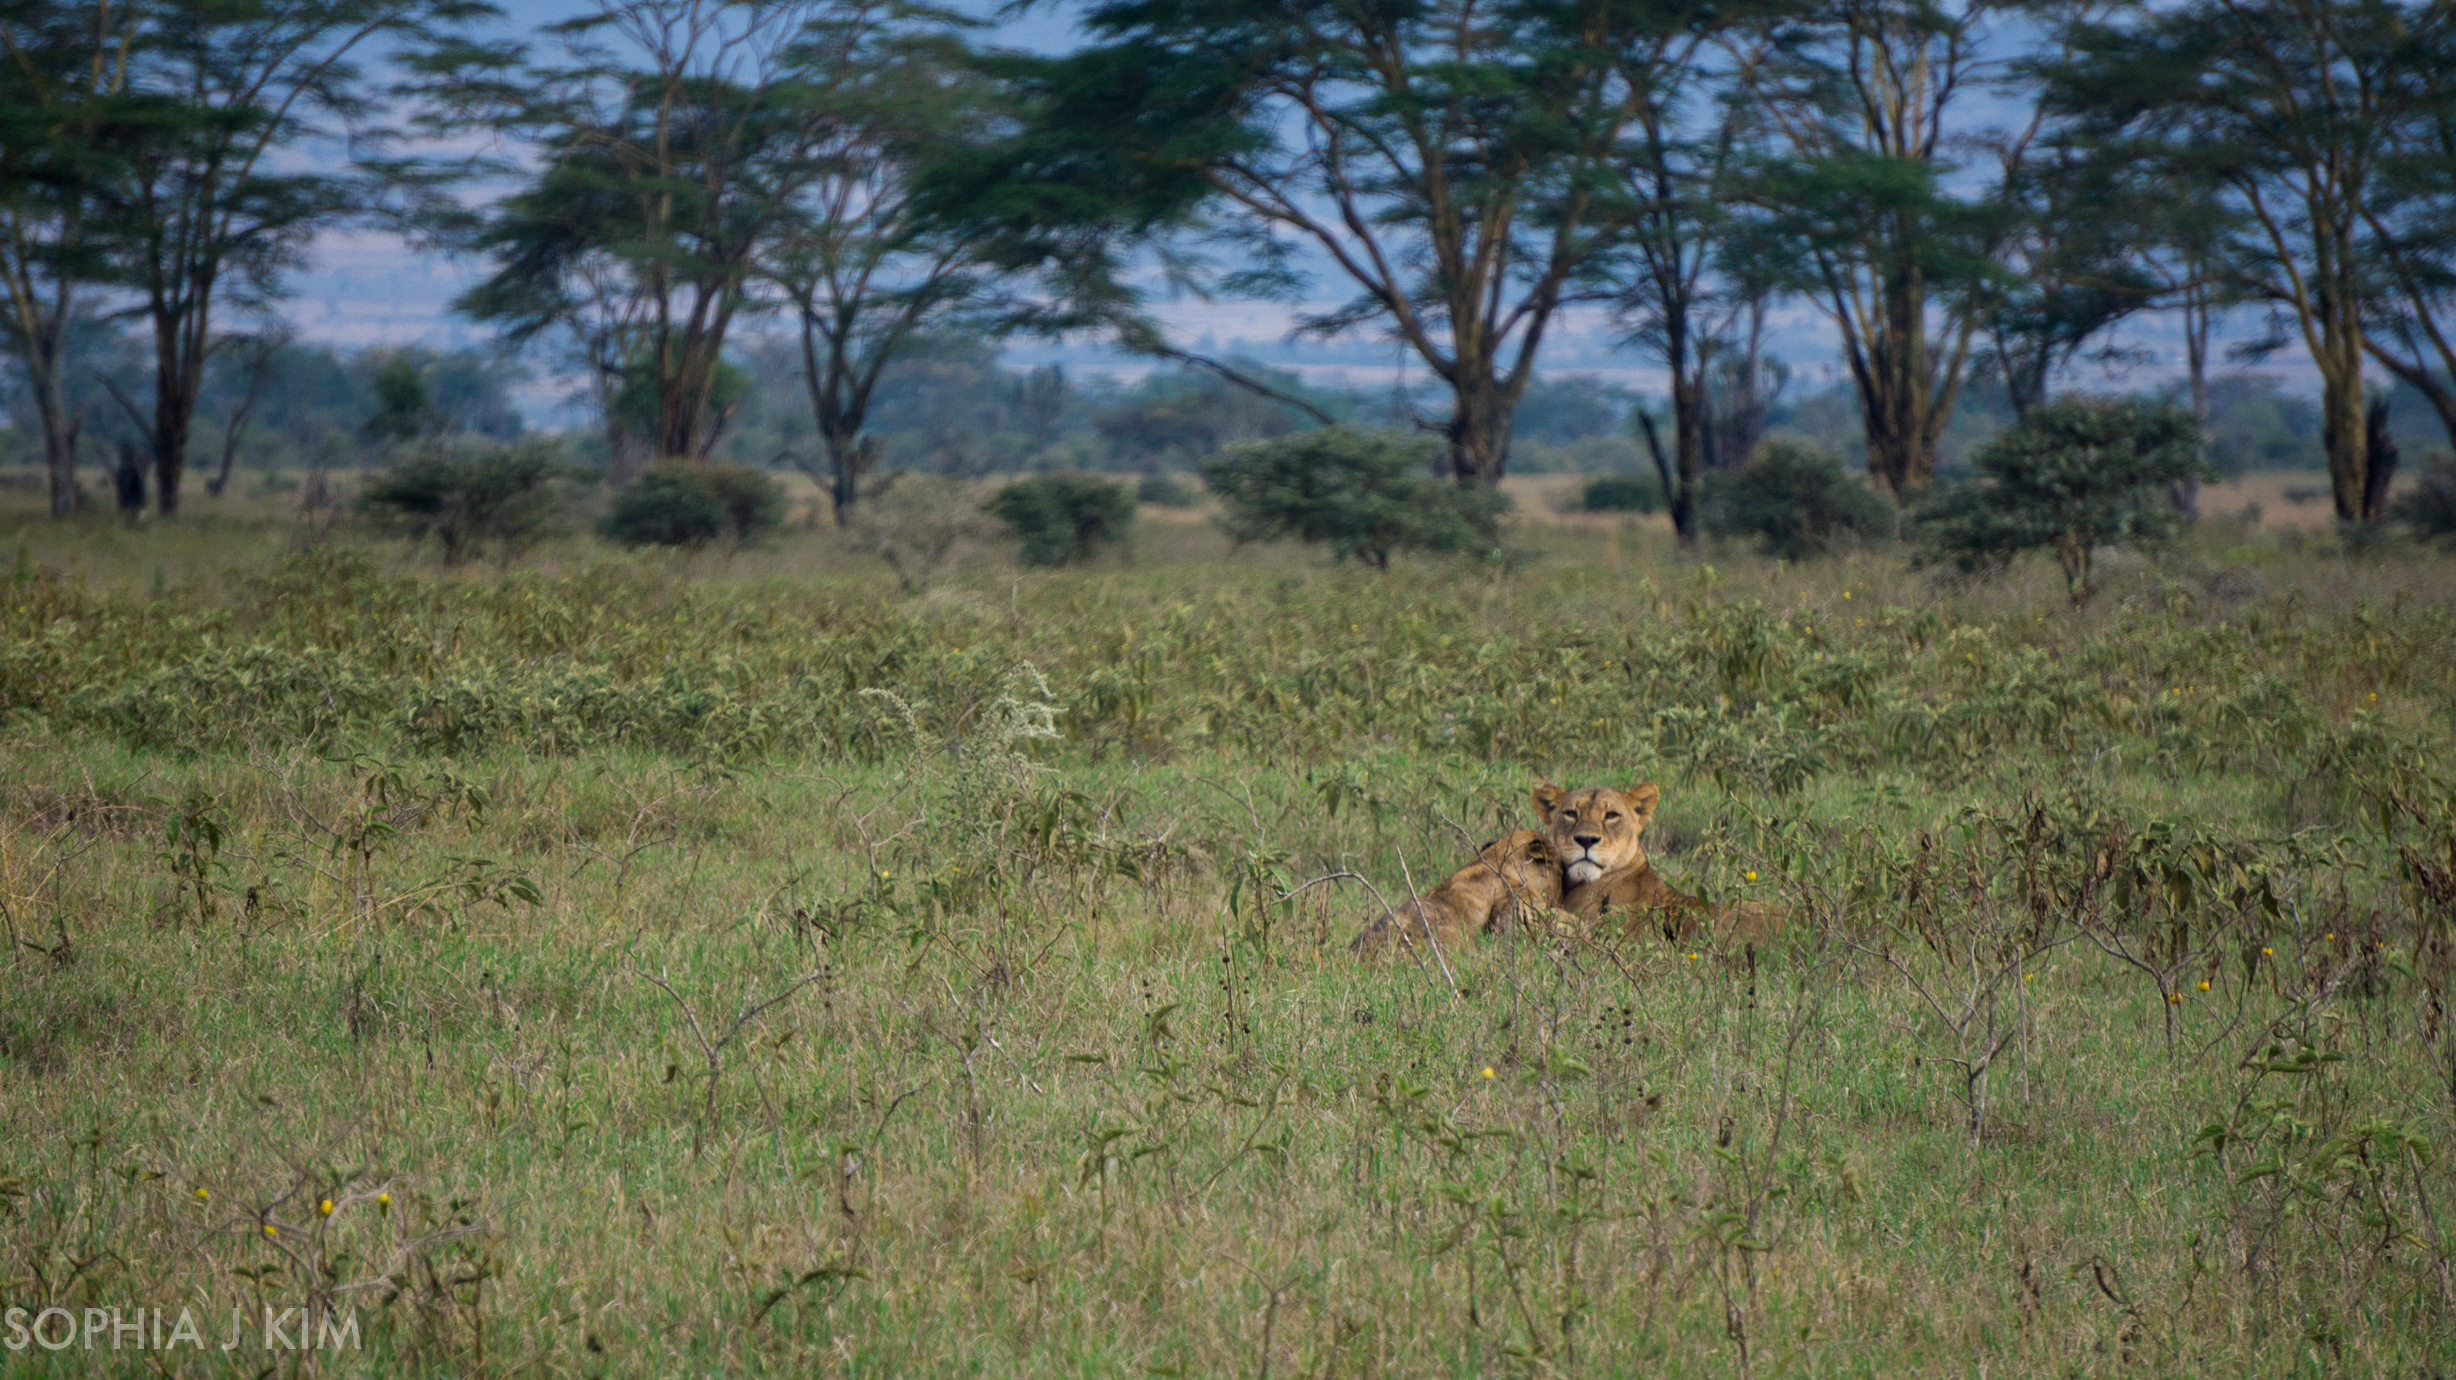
left=2, top=496, right=2452, bottom=1376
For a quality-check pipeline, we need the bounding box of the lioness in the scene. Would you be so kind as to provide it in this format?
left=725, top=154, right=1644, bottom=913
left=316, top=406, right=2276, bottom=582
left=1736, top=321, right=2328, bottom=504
left=1351, top=831, right=1564, bottom=958
left=1533, top=782, right=1712, bottom=939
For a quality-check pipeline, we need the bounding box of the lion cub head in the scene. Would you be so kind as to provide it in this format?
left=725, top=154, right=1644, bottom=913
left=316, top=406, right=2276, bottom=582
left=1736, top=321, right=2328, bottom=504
left=1532, top=781, right=1661, bottom=886
left=1479, top=829, right=1566, bottom=912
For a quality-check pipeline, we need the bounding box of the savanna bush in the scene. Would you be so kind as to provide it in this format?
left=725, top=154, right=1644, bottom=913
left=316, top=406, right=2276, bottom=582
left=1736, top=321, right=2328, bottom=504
left=601, top=463, right=787, bottom=549
left=1914, top=395, right=2208, bottom=603
left=699, top=462, right=790, bottom=541
left=2393, top=452, right=2456, bottom=544
left=356, top=441, right=576, bottom=564
left=1202, top=426, right=1505, bottom=568
left=984, top=473, right=1135, bottom=567
left=1574, top=474, right=1664, bottom=514
left=1702, top=439, right=1892, bottom=560
left=599, top=467, right=726, bottom=548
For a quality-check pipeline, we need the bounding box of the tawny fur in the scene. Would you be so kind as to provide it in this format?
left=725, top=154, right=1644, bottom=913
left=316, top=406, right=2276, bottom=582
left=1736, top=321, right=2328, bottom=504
left=1534, top=781, right=1779, bottom=944
left=1351, top=831, right=1564, bottom=958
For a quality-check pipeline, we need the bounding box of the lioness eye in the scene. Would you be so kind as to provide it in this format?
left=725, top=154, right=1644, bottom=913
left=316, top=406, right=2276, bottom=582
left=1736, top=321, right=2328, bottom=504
left=1605, top=812, right=1621, bottom=821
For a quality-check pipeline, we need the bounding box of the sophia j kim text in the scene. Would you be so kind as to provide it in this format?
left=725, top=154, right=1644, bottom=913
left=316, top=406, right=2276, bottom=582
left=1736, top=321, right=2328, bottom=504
left=5, top=1305, right=361, bottom=1352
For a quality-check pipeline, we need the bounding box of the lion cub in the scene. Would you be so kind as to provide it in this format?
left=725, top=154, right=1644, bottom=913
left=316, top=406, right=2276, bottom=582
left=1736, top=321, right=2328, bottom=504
left=1534, top=781, right=1749, bottom=942
left=1351, top=831, right=1564, bottom=958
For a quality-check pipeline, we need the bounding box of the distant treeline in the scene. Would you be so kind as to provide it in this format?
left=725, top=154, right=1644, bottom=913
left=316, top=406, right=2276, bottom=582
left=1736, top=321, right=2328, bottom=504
left=6, top=0, right=2451, bottom=536
left=6, top=325, right=2427, bottom=492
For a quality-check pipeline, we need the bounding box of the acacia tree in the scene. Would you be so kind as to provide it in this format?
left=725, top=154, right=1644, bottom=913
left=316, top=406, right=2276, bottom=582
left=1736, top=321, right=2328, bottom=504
left=90, top=0, right=481, bottom=517
left=2360, top=6, right=2456, bottom=454
left=761, top=0, right=1009, bottom=526
left=1917, top=394, right=2208, bottom=605
left=2073, top=155, right=2240, bottom=513
left=2049, top=0, right=2435, bottom=523
left=932, top=0, right=1672, bottom=486
left=1975, top=143, right=2157, bottom=422
left=0, top=0, right=141, bottom=517
left=451, top=0, right=842, bottom=478
left=1608, top=3, right=1774, bottom=542
left=1751, top=0, right=2026, bottom=500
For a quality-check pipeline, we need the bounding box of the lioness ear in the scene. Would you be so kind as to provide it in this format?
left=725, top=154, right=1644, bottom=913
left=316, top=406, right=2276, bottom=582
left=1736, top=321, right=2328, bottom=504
left=1526, top=836, right=1556, bottom=860
left=1624, top=783, right=1662, bottom=828
left=1532, top=782, right=1567, bottom=818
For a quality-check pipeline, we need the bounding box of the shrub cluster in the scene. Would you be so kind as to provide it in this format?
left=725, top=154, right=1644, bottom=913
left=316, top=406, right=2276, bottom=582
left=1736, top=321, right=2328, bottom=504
left=984, top=473, right=1137, bottom=566
left=1202, top=427, right=1506, bottom=568
left=600, top=463, right=788, bottom=549
left=1914, top=395, right=2208, bottom=603
left=1574, top=475, right=1664, bottom=514
left=356, top=441, right=576, bottom=564
left=2394, top=452, right=2456, bottom=544
left=1702, top=439, right=1892, bottom=560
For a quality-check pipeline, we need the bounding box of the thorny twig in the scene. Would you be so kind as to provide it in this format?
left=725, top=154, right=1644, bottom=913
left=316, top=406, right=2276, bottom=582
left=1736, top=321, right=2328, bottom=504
left=632, top=966, right=826, bottom=1158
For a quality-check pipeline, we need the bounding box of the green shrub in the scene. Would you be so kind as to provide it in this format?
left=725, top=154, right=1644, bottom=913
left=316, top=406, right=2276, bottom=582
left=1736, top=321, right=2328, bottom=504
left=1137, top=472, right=1198, bottom=507
left=1914, top=395, right=2210, bottom=604
left=2393, top=452, right=2456, bottom=544
left=984, top=473, right=1136, bottom=567
left=699, top=463, right=790, bottom=542
left=1201, top=427, right=1506, bottom=569
left=600, top=463, right=785, bottom=549
left=1575, top=475, right=1664, bottom=514
left=601, top=467, right=727, bottom=548
left=356, top=441, right=575, bottom=564
left=1702, top=439, right=1891, bottom=561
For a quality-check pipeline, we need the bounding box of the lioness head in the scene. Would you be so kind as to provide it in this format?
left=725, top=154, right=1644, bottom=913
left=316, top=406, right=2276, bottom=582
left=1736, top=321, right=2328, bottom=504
left=1532, top=782, right=1661, bottom=886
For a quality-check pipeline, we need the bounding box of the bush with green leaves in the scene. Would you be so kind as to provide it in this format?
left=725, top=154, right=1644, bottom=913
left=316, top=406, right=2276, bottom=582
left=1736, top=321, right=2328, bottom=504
left=601, top=463, right=787, bottom=549
left=1915, top=395, right=2210, bottom=604
left=984, top=473, right=1136, bottom=567
left=356, top=441, right=575, bottom=564
left=699, top=462, right=789, bottom=541
left=1201, top=427, right=1506, bottom=569
left=2392, top=453, right=2456, bottom=544
left=1575, top=474, right=1664, bottom=514
left=1702, top=438, right=1891, bottom=561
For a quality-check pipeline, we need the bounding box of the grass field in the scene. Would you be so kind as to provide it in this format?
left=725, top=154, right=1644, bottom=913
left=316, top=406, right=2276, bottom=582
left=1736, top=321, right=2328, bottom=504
left=2, top=483, right=2453, bottom=1377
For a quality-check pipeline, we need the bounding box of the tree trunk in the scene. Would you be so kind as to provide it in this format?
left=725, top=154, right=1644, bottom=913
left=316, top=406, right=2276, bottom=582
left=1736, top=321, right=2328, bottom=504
left=1657, top=312, right=1702, bottom=544
left=1669, top=371, right=1705, bottom=545
left=2362, top=396, right=2398, bottom=523
left=9, top=280, right=82, bottom=517
left=1638, top=409, right=1677, bottom=532
left=2171, top=289, right=2210, bottom=517
left=658, top=350, right=708, bottom=464
left=115, top=441, right=147, bottom=512
left=1853, top=352, right=1916, bottom=500
left=32, top=359, right=80, bottom=518
left=1444, top=379, right=1513, bottom=486
left=827, top=434, right=874, bottom=528
left=1844, top=302, right=1942, bottom=501
left=659, top=363, right=695, bottom=465
left=151, top=400, right=190, bottom=517
left=2311, top=245, right=2373, bottom=524
left=149, top=309, right=209, bottom=518
left=2318, top=359, right=2368, bottom=523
